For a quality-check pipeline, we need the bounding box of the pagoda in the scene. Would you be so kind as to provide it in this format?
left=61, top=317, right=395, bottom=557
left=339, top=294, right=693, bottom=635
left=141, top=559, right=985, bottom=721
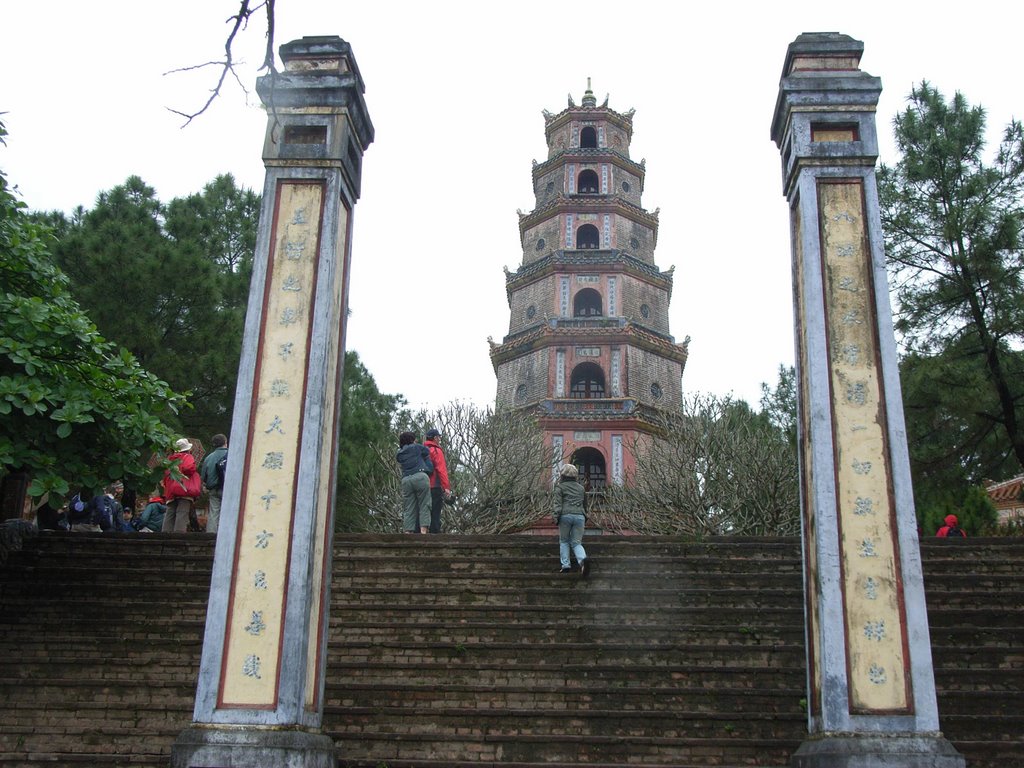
left=490, top=82, right=688, bottom=490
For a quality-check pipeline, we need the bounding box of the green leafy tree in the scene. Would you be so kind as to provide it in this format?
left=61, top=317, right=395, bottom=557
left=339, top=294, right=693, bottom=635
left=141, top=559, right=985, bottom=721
left=0, top=122, right=185, bottom=502
left=900, top=345, right=1021, bottom=520
left=45, top=174, right=258, bottom=438
left=759, top=364, right=797, bottom=449
left=879, top=83, right=1024, bottom=497
left=920, top=484, right=998, bottom=538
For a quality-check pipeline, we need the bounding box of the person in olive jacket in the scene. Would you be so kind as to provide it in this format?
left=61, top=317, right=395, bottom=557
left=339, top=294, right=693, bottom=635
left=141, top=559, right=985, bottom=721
left=552, top=463, right=589, bottom=576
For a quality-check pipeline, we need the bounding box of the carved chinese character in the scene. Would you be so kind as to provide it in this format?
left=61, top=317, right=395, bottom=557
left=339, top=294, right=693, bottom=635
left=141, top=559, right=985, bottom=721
left=852, top=460, right=872, bottom=475
left=841, top=343, right=861, bottom=366
left=284, top=240, right=305, bottom=260
left=291, top=208, right=307, bottom=225
left=242, top=654, right=262, bottom=679
left=860, top=538, right=878, bottom=558
left=262, top=451, right=284, bottom=470
left=270, top=379, right=290, bottom=397
left=281, top=275, right=302, bottom=292
left=254, top=570, right=268, bottom=590
left=278, top=342, right=294, bottom=361
left=280, top=307, right=298, bottom=326
left=260, top=490, right=277, bottom=511
left=841, top=309, right=863, bottom=326
left=846, top=382, right=867, bottom=406
left=864, top=576, right=879, bottom=600
left=265, top=416, right=285, bottom=435
left=838, top=276, right=860, bottom=292
left=835, top=243, right=856, bottom=258
left=832, top=211, right=858, bottom=224
left=854, top=497, right=874, bottom=516
left=863, top=620, right=886, bottom=642
left=255, top=530, right=274, bottom=549
left=868, top=664, right=887, bottom=685
left=244, top=610, right=266, bottom=636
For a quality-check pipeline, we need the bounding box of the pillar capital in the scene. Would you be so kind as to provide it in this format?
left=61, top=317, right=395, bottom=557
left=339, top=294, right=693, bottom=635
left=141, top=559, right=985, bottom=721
left=256, top=36, right=374, bottom=200
left=771, top=33, right=881, bottom=199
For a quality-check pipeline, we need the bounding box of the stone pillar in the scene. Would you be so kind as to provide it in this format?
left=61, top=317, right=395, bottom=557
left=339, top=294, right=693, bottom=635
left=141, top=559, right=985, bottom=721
left=171, top=36, right=373, bottom=767
left=770, top=33, right=963, bottom=767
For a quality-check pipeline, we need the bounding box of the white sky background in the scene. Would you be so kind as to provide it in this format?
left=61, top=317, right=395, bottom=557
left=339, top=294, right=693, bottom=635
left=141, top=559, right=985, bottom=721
left=2, top=1, right=1021, bottom=414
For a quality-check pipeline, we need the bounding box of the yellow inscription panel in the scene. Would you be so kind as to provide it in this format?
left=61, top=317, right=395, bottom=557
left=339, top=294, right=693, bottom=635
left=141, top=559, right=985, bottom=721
left=220, top=181, right=324, bottom=707
left=819, top=181, right=909, bottom=712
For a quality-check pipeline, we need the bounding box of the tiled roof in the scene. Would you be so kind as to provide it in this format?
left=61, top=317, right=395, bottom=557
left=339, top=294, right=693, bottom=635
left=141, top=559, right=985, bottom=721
left=986, top=474, right=1024, bottom=505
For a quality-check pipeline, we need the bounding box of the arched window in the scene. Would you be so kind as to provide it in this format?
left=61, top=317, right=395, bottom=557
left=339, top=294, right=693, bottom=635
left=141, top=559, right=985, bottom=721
left=580, top=126, right=597, bottom=149
left=577, top=169, right=599, bottom=194
left=576, top=224, right=599, bottom=249
left=570, top=362, right=605, bottom=399
left=573, top=288, right=602, bottom=317
left=571, top=447, right=607, bottom=489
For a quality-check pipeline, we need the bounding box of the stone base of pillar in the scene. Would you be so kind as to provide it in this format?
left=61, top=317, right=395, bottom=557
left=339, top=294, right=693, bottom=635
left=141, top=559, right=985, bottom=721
left=792, top=733, right=965, bottom=767
left=171, top=725, right=335, bottom=768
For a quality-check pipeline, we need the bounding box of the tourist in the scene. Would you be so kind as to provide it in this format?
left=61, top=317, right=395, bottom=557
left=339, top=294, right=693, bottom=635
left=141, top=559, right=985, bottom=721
left=552, top=463, right=589, bottom=576
left=396, top=431, right=433, bottom=534
left=162, top=438, right=201, bottom=533
left=936, top=514, right=967, bottom=539
left=135, top=494, right=166, bottom=533
left=200, top=433, right=228, bottom=534
left=423, top=428, right=452, bottom=534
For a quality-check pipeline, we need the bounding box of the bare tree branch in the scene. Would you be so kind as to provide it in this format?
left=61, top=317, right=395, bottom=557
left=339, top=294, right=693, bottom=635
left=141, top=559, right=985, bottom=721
left=165, top=0, right=277, bottom=126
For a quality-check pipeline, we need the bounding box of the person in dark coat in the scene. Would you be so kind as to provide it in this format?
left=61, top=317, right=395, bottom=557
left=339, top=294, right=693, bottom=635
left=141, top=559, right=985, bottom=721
left=396, top=431, right=433, bottom=534
left=552, top=463, right=589, bottom=576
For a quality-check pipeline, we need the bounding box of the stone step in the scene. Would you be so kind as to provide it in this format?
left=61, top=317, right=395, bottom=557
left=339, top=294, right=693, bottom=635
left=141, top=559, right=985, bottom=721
left=323, top=620, right=807, bottom=645
left=328, top=731, right=800, bottom=766
left=326, top=706, right=806, bottom=740
left=329, top=661, right=804, bottom=689
left=325, top=682, right=806, bottom=713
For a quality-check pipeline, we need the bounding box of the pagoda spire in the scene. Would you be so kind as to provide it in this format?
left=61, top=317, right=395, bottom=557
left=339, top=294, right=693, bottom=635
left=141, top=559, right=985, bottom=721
left=582, top=77, right=596, bottom=107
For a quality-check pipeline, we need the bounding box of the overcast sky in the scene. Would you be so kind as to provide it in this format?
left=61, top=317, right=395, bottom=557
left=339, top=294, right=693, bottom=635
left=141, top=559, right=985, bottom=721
left=2, top=1, right=1020, bottom=414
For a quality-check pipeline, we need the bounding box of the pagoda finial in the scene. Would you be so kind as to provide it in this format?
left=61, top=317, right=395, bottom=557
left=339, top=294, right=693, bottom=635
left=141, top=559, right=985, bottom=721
left=582, top=77, right=596, bottom=108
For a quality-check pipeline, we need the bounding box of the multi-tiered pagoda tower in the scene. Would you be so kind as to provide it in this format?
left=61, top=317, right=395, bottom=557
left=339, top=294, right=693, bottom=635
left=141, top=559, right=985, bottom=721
left=491, top=83, right=688, bottom=489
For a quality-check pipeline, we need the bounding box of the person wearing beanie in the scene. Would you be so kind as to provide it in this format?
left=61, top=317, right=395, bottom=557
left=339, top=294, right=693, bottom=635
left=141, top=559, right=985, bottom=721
left=552, top=463, right=590, bottom=576
left=936, top=513, right=967, bottom=538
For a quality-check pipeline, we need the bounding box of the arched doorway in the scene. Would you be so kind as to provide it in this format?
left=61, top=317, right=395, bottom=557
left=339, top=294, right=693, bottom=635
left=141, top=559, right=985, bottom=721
left=575, top=224, right=599, bottom=249
left=571, top=447, right=607, bottom=489
left=573, top=288, right=603, bottom=317
left=570, top=362, right=605, bottom=399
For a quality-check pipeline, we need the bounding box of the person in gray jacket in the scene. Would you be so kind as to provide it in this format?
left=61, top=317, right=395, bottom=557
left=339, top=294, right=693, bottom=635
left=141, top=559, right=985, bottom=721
left=552, top=463, right=589, bottom=576
left=396, top=431, right=433, bottom=534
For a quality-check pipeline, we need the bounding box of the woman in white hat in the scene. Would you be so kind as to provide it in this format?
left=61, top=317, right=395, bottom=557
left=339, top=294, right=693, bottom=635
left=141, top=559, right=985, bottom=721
left=552, top=463, right=589, bottom=576
left=162, top=438, right=200, bottom=532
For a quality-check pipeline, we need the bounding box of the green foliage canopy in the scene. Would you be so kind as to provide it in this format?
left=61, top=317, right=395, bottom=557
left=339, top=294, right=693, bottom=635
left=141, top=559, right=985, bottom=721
left=43, top=174, right=258, bottom=438
left=880, top=83, right=1024, bottom=491
left=0, top=124, right=185, bottom=500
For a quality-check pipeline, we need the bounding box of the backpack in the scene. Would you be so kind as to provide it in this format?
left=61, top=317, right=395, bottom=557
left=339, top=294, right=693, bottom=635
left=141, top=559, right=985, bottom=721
left=89, top=495, right=117, bottom=531
left=214, top=452, right=228, bottom=491
left=945, top=525, right=966, bottom=539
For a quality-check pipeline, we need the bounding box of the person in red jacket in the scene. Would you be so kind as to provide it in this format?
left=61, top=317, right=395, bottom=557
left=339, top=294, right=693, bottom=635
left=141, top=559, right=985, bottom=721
left=936, top=514, right=967, bottom=538
left=162, top=438, right=201, bottom=532
left=424, top=428, right=452, bottom=534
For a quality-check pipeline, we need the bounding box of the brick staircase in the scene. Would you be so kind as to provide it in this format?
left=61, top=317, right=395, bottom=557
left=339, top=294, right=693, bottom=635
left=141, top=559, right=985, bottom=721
left=0, top=531, right=1020, bottom=767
